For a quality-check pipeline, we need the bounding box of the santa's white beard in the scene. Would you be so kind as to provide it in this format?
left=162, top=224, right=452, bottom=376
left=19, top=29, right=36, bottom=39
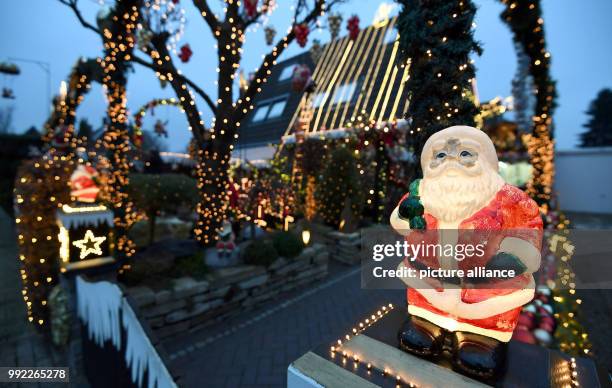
left=420, top=170, right=505, bottom=224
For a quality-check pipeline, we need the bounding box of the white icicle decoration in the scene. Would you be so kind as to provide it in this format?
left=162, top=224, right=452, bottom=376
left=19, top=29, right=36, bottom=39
left=76, top=276, right=177, bottom=388
left=76, top=276, right=122, bottom=349
left=122, top=299, right=176, bottom=388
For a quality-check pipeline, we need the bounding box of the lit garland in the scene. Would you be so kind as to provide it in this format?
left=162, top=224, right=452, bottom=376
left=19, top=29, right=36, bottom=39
left=500, top=0, right=556, bottom=213
left=329, top=303, right=418, bottom=387
left=132, top=97, right=183, bottom=147
left=42, top=58, right=100, bottom=151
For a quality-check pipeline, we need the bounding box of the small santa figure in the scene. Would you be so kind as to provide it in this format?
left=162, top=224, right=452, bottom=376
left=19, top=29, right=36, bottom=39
left=70, top=165, right=100, bottom=203
left=390, top=126, right=543, bottom=379
left=216, top=220, right=236, bottom=260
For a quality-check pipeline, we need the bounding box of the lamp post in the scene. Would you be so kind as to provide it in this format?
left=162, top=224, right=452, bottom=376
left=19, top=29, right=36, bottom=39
left=8, top=57, right=52, bottom=115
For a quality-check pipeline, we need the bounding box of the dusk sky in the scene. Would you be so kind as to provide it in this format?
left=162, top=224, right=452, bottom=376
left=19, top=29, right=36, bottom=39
left=1, top=0, right=611, bottom=151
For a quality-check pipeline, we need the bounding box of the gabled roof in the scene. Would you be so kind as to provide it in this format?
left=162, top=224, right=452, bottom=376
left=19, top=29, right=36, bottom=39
left=284, top=16, right=409, bottom=136
left=237, top=16, right=409, bottom=148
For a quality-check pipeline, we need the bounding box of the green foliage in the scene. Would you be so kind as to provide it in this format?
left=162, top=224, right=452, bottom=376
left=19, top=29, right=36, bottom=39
left=129, top=173, right=198, bottom=215
left=315, top=147, right=363, bottom=228
left=579, top=88, right=612, bottom=147
left=173, top=252, right=209, bottom=279
left=396, top=0, right=481, bottom=163
left=128, top=173, right=198, bottom=244
left=272, top=231, right=304, bottom=259
left=243, top=239, right=279, bottom=267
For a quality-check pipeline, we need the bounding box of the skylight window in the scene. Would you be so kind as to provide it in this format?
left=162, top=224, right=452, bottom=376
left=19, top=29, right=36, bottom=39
left=278, top=65, right=295, bottom=81
left=267, top=99, right=287, bottom=118
left=252, top=105, right=269, bottom=122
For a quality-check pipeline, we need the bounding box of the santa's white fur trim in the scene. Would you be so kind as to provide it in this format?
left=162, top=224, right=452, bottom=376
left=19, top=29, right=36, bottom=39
left=499, top=237, right=541, bottom=273
left=408, top=305, right=514, bottom=342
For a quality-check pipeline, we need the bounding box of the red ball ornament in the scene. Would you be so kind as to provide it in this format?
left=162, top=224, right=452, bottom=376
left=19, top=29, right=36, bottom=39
left=294, top=23, right=310, bottom=48
left=179, top=44, right=193, bottom=63
left=512, top=327, right=536, bottom=344
left=347, top=15, right=360, bottom=40
left=517, top=313, right=536, bottom=330
left=244, top=0, right=257, bottom=18
left=291, top=64, right=312, bottom=92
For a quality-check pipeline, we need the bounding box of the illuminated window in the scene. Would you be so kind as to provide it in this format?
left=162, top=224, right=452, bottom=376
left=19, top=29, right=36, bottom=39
left=268, top=99, right=287, bottom=118
left=278, top=65, right=295, bottom=81
left=332, top=82, right=357, bottom=104
left=252, top=105, right=269, bottom=122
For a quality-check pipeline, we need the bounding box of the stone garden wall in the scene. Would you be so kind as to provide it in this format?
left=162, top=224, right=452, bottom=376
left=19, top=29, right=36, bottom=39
left=127, top=244, right=329, bottom=340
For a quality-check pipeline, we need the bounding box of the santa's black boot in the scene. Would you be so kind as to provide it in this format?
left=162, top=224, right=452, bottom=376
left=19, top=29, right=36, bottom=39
left=451, top=331, right=507, bottom=381
left=397, top=315, right=445, bottom=358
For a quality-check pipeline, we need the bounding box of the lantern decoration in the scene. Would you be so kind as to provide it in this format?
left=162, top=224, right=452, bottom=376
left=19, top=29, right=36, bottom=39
left=293, top=23, right=310, bottom=48
left=264, top=26, right=276, bottom=45
left=309, top=39, right=323, bottom=63
left=178, top=43, right=192, bottom=63
left=347, top=15, right=360, bottom=40
left=327, top=13, right=342, bottom=40
left=291, top=64, right=312, bottom=93
left=244, top=0, right=258, bottom=18
left=57, top=164, right=115, bottom=272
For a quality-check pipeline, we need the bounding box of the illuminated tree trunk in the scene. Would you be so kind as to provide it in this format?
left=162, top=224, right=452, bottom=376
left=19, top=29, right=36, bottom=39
left=98, top=0, right=141, bottom=258
left=138, top=0, right=332, bottom=246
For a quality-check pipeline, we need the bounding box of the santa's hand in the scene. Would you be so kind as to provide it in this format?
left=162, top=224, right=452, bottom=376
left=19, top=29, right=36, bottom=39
left=499, top=237, right=541, bottom=273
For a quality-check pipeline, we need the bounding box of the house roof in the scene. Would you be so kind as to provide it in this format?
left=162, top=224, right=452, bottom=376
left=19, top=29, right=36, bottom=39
left=237, top=16, right=409, bottom=148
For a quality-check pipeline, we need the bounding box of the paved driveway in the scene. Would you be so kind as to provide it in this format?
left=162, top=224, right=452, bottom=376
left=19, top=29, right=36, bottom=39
left=164, top=263, right=405, bottom=388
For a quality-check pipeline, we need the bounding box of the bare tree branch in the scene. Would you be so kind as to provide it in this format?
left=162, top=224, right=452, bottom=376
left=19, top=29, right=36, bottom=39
left=193, top=0, right=220, bottom=34
left=132, top=54, right=217, bottom=115
left=58, top=0, right=100, bottom=34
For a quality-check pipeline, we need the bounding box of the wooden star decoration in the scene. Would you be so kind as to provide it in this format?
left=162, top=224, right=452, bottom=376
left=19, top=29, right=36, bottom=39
left=72, top=230, right=107, bottom=259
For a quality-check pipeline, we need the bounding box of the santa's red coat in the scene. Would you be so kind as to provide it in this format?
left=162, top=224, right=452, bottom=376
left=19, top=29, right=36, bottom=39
left=400, top=183, right=543, bottom=340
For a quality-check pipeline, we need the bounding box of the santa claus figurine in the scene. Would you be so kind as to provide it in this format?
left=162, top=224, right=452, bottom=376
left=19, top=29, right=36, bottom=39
left=70, top=165, right=100, bottom=203
left=390, top=126, right=543, bottom=380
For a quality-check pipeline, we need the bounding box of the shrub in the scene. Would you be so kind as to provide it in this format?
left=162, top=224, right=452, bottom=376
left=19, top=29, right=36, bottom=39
left=315, top=147, right=363, bottom=229
left=171, top=252, right=209, bottom=279
left=243, top=240, right=279, bottom=267
left=128, top=173, right=198, bottom=245
left=272, top=231, right=304, bottom=258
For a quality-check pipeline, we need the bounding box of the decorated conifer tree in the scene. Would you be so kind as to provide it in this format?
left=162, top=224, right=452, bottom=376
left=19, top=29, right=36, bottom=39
left=315, top=147, right=362, bottom=229
left=395, top=0, right=481, bottom=165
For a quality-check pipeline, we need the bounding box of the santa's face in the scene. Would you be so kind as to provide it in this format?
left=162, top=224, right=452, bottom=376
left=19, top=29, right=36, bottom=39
left=420, top=134, right=505, bottom=224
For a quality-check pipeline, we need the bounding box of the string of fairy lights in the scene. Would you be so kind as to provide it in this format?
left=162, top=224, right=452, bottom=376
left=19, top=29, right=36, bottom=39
left=329, top=303, right=420, bottom=387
